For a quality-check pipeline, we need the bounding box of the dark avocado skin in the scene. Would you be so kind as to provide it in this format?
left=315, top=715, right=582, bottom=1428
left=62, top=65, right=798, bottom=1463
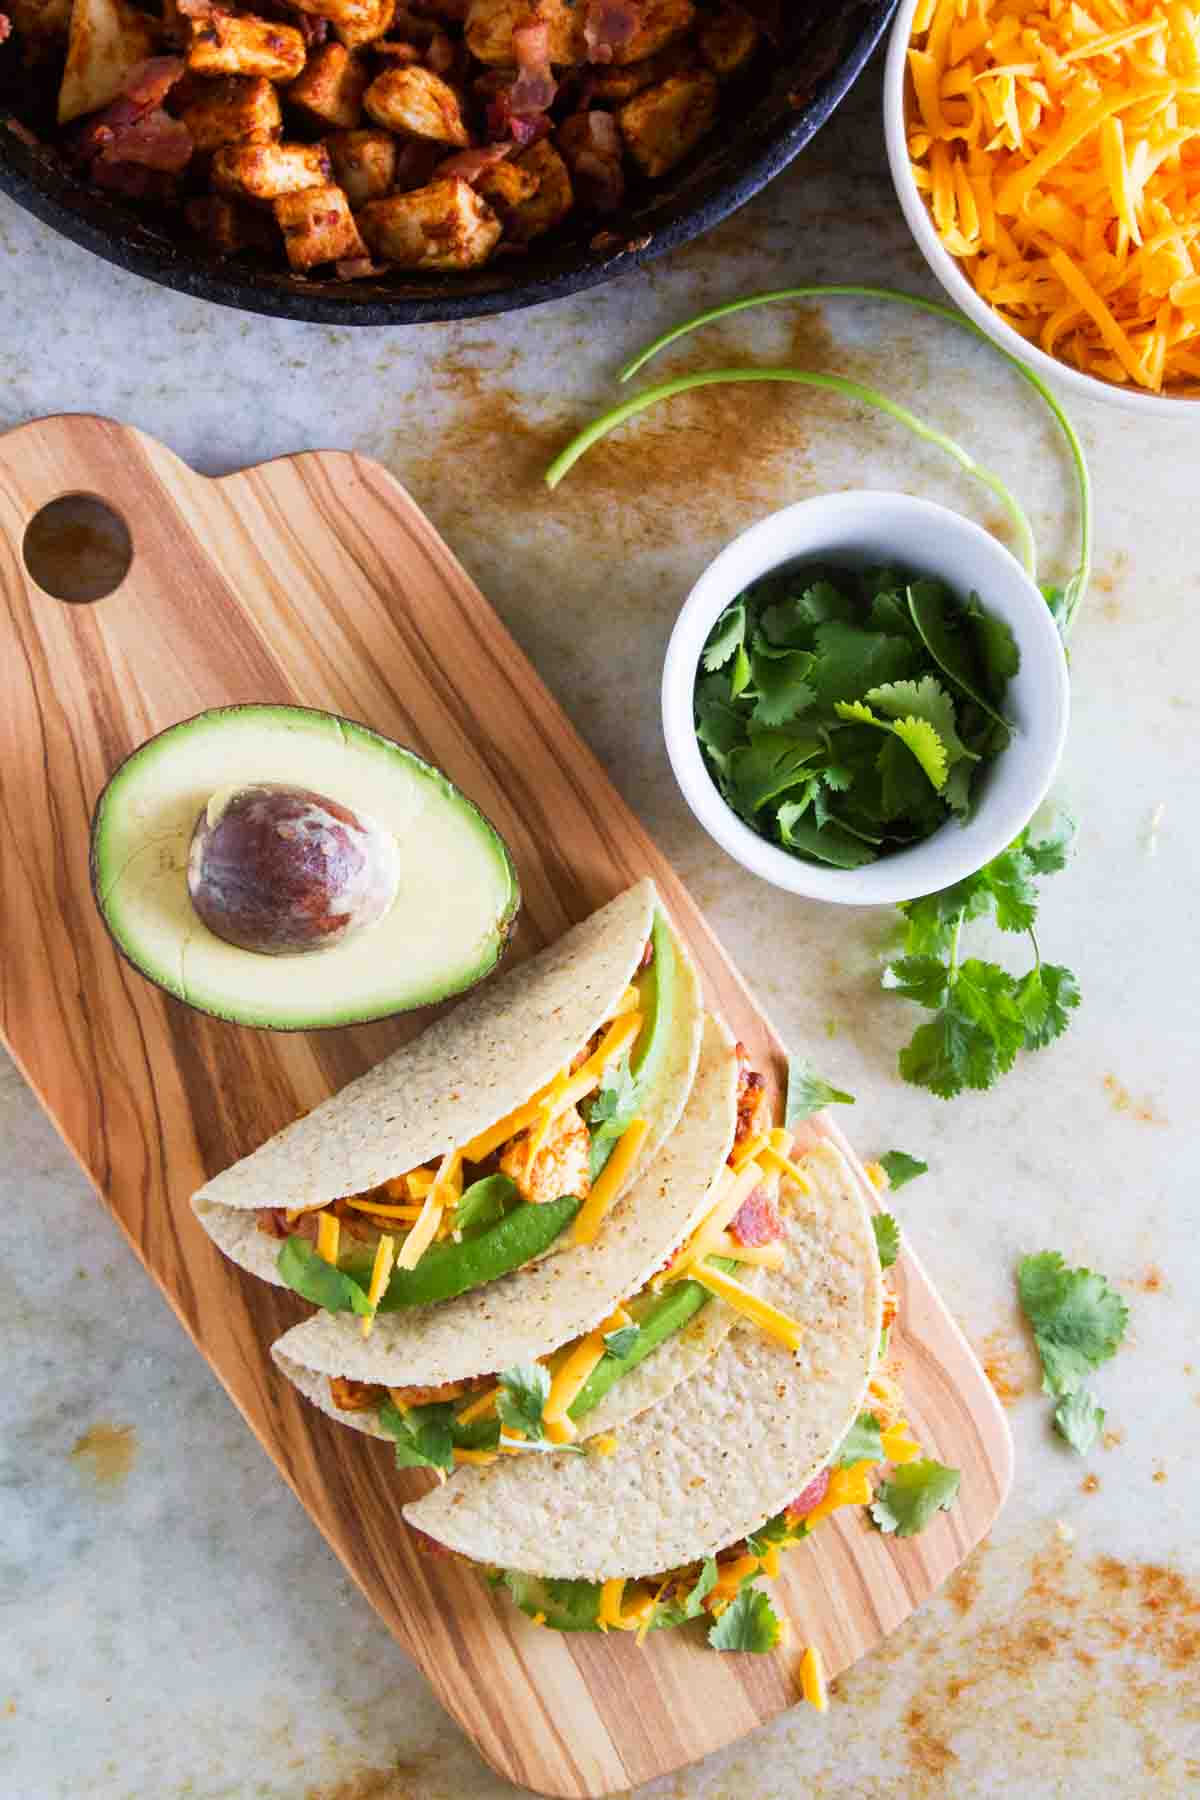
left=88, top=701, right=520, bottom=1031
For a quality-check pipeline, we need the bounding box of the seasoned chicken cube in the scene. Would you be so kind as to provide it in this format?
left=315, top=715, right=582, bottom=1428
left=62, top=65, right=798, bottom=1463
left=465, top=0, right=585, bottom=67
left=334, top=0, right=396, bottom=50
left=364, top=65, right=470, bottom=144
left=697, top=2, right=758, bottom=78
left=586, top=43, right=694, bottom=103
left=179, top=76, right=282, bottom=152
left=618, top=67, right=717, bottom=177
left=326, top=126, right=396, bottom=205
left=608, top=0, right=695, bottom=67
left=475, top=155, right=539, bottom=218
left=329, top=1375, right=385, bottom=1412
left=288, top=0, right=394, bottom=46
left=187, top=12, right=306, bottom=82
left=500, top=1105, right=592, bottom=1206
left=287, top=43, right=369, bottom=128
left=184, top=194, right=277, bottom=254
left=357, top=177, right=501, bottom=269
left=506, top=138, right=572, bottom=242
left=274, top=182, right=367, bottom=269
left=212, top=139, right=332, bottom=200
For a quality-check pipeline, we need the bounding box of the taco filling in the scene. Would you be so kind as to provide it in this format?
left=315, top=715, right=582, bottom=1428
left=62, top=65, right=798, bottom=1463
left=258, top=909, right=688, bottom=1331
left=312, top=1052, right=811, bottom=1462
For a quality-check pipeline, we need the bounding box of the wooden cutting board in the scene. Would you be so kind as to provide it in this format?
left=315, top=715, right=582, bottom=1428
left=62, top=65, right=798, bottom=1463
left=0, top=415, right=1011, bottom=1799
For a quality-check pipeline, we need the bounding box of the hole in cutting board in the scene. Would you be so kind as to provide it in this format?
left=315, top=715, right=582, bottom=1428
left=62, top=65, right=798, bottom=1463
left=22, top=494, right=133, bottom=603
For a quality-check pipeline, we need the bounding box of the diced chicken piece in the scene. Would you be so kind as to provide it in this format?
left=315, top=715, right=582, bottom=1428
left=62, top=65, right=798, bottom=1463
left=475, top=155, right=539, bottom=218
left=734, top=1058, right=769, bottom=1149
left=287, top=42, right=368, bottom=128
left=358, top=176, right=501, bottom=268
left=326, top=126, right=396, bottom=205
left=556, top=109, right=625, bottom=211
left=388, top=1374, right=488, bottom=1408
left=187, top=12, right=306, bottom=82
left=288, top=0, right=394, bottom=46
left=179, top=75, right=281, bottom=152
left=334, top=0, right=396, bottom=49
left=697, top=1, right=758, bottom=79
left=58, top=0, right=156, bottom=125
left=364, top=64, right=470, bottom=144
left=505, top=137, right=572, bottom=242
left=499, top=1104, right=592, bottom=1206
left=466, top=0, right=585, bottom=68
left=607, top=0, right=695, bottom=67
left=329, top=1376, right=385, bottom=1411
left=618, top=66, right=717, bottom=178
left=586, top=42, right=694, bottom=102
left=212, top=138, right=331, bottom=199
left=274, top=181, right=367, bottom=269
left=185, top=194, right=278, bottom=254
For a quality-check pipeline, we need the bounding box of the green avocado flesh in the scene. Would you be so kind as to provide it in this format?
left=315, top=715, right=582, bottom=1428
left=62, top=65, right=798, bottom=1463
left=630, top=910, right=675, bottom=1092
left=90, top=704, right=519, bottom=1030
left=372, top=1194, right=581, bottom=1310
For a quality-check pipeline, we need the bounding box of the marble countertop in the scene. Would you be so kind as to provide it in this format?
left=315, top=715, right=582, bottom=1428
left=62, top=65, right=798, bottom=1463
left=2, top=56, right=1197, bottom=1800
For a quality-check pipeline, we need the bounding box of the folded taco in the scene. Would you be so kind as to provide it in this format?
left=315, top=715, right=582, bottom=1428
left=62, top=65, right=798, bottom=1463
left=192, top=881, right=702, bottom=1323
left=401, top=1140, right=885, bottom=1615
left=269, top=1014, right=786, bottom=1444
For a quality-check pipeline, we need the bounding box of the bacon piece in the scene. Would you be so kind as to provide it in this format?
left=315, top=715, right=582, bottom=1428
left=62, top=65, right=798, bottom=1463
left=256, top=1207, right=292, bottom=1239
left=584, top=0, right=639, bottom=65
left=733, top=1061, right=768, bottom=1149
left=510, top=17, right=557, bottom=112
left=730, top=1184, right=783, bottom=1247
left=101, top=108, right=193, bottom=170
left=484, top=91, right=550, bottom=147
left=391, top=135, right=444, bottom=190
left=785, top=1468, right=831, bottom=1520
left=74, top=57, right=191, bottom=174
left=437, top=140, right=510, bottom=182
left=122, top=54, right=187, bottom=104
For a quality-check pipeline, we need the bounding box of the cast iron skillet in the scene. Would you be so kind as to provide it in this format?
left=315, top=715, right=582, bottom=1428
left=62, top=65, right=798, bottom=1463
left=0, top=1, right=897, bottom=325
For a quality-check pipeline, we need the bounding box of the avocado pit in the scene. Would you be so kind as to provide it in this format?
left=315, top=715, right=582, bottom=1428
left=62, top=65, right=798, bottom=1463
left=187, top=782, right=400, bottom=956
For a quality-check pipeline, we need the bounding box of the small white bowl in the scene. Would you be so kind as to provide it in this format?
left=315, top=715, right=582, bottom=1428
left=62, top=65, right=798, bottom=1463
left=883, top=0, right=1200, bottom=419
left=661, top=491, right=1070, bottom=906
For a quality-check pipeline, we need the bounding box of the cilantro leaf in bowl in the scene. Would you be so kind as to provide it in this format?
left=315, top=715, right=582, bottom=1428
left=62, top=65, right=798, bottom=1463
left=693, top=565, right=1018, bottom=869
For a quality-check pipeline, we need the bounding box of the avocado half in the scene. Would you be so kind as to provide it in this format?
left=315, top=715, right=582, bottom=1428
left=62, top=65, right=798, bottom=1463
left=89, top=704, right=520, bottom=1030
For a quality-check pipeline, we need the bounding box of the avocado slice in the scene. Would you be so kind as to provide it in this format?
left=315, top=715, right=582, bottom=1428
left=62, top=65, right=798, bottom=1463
left=90, top=704, right=519, bottom=1030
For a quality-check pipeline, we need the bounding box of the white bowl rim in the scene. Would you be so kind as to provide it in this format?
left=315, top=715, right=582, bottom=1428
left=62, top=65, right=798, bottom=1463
left=883, top=0, right=1200, bottom=420
left=661, top=490, right=1070, bottom=907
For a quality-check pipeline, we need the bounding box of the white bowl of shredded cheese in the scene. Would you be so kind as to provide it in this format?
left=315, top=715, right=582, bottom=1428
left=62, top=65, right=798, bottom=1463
left=884, top=0, right=1200, bottom=416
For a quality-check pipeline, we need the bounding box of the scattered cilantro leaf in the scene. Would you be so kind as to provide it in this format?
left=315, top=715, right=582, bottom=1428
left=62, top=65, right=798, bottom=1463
left=502, top=1572, right=602, bottom=1632
left=838, top=1411, right=884, bottom=1466
left=276, top=1237, right=373, bottom=1316
left=1025, top=809, right=1076, bottom=875
left=1054, top=1386, right=1105, bottom=1455
left=1018, top=1252, right=1130, bottom=1397
left=878, top=1151, right=927, bottom=1190
left=882, top=955, right=950, bottom=1008
left=707, top=1583, right=782, bottom=1653
left=749, top=649, right=817, bottom=727
left=786, top=1054, right=855, bottom=1125
left=377, top=1399, right=455, bottom=1473
left=872, top=1213, right=900, bottom=1269
left=870, top=1460, right=961, bottom=1536
left=496, top=1364, right=552, bottom=1441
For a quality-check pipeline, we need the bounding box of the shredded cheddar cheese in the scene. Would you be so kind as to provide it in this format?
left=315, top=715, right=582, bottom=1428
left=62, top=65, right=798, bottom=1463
left=659, top=1161, right=763, bottom=1284
left=360, top=1233, right=396, bottom=1339
left=799, top=1645, right=829, bottom=1713
left=572, top=1117, right=649, bottom=1244
left=905, top=0, right=1200, bottom=391
left=689, top=1261, right=806, bottom=1351
left=543, top=1328, right=609, bottom=1442
left=315, top=1212, right=340, bottom=1266
left=454, top=1386, right=499, bottom=1426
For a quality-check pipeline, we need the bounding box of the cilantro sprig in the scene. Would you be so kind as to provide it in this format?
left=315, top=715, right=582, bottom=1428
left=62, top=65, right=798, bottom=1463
left=585, top=1053, right=640, bottom=1180
left=496, top=1365, right=583, bottom=1456
left=870, top=1460, right=961, bottom=1536
left=884, top=814, right=1081, bottom=1098
left=707, top=1581, right=783, bottom=1653
left=1018, top=1251, right=1129, bottom=1455
left=694, top=567, right=1018, bottom=871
